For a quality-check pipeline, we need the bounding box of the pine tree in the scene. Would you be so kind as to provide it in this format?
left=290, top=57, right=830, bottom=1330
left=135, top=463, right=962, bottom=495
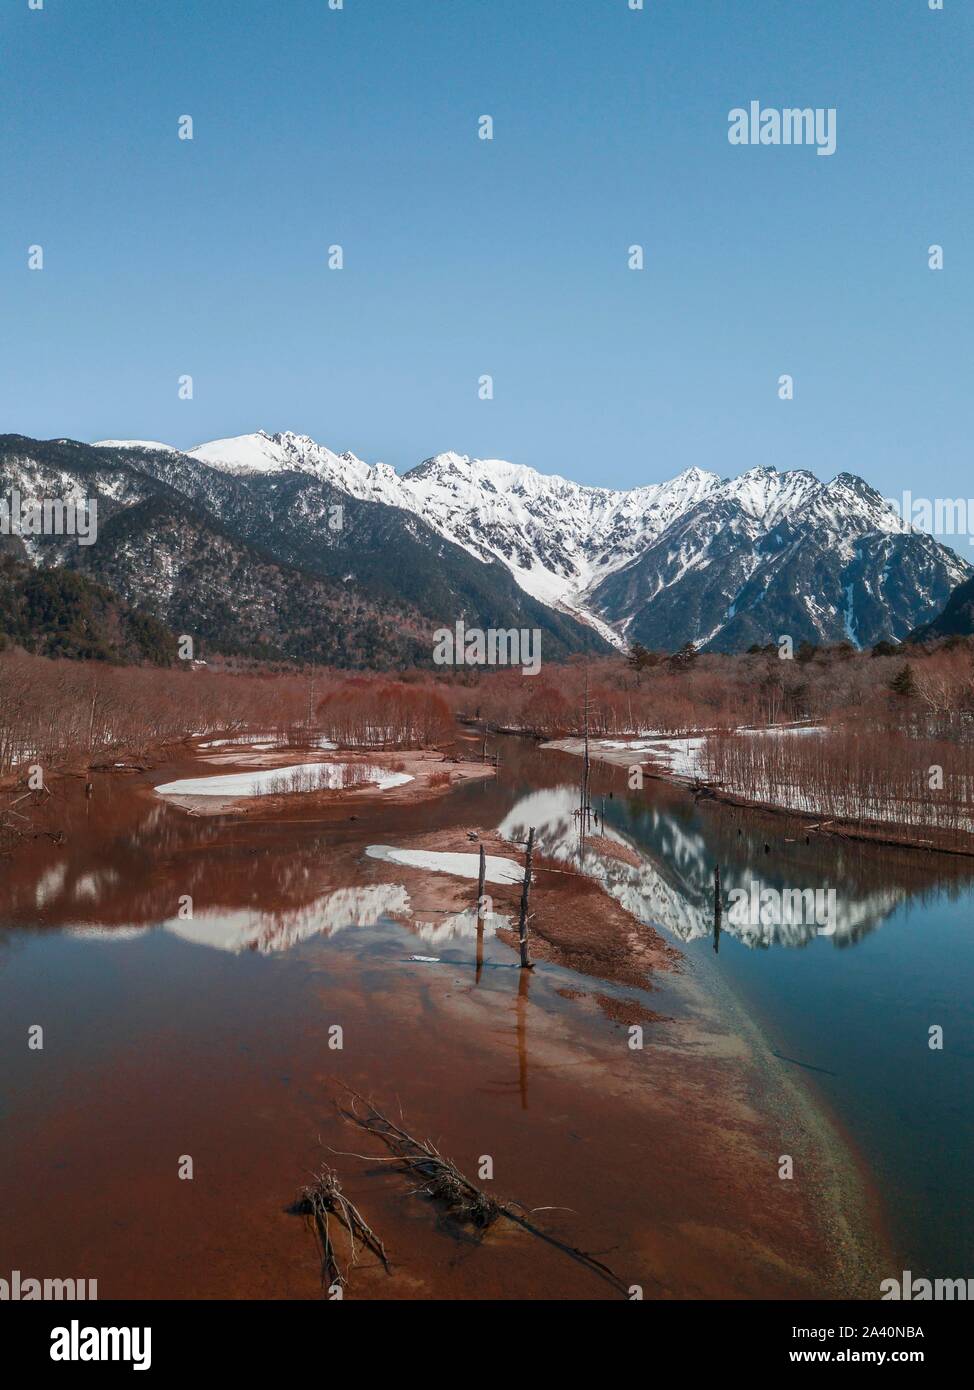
left=889, top=663, right=917, bottom=698
left=670, top=640, right=698, bottom=670
left=627, top=642, right=659, bottom=679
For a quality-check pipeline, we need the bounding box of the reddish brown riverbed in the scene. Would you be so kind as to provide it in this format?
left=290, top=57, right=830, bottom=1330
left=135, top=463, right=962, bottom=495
left=0, top=735, right=888, bottom=1299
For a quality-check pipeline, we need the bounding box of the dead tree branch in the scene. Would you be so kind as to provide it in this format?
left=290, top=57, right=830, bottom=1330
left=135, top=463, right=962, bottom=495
left=290, top=1162, right=391, bottom=1291
left=333, top=1086, right=630, bottom=1297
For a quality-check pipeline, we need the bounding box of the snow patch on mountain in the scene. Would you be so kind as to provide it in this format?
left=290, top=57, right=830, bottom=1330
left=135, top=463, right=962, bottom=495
left=187, top=430, right=402, bottom=502
left=93, top=440, right=179, bottom=454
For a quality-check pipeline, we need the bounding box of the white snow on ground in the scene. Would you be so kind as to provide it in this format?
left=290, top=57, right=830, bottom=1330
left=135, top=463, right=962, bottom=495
left=620, top=736, right=710, bottom=779
left=365, top=845, right=524, bottom=883
left=746, top=724, right=825, bottom=737
left=599, top=725, right=827, bottom=780
left=599, top=734, right=676, bottom=749
left=198, top=734, right=337, bottom=750
left=198, top=740, right=276, bottom=750
left=708, top=779, right=974, bottom=829
left=155, top=763, right=412, bottom=797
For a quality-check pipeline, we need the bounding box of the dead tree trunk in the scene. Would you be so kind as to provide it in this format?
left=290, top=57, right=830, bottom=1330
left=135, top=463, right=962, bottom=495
left=518, top=828, right=535, bottom=970
left=474, top=842, right=487, bottom=984
left=581, top=668, right=592, bottom=832
left=713, top=864, right=721, bottom=954
left=306, top=663, right=316, bottom=740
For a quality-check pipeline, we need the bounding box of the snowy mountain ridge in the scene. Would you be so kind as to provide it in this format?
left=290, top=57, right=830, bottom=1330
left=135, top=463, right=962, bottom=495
left=88, top=429, right=970, bottom=652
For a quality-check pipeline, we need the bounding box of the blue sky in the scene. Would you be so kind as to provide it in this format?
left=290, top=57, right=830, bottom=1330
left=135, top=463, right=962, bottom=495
left=2, top=0, right=971, bottom=513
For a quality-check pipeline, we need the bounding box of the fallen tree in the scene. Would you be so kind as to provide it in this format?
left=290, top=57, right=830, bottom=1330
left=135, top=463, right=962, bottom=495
left=332, top=1086, right=632, bottom=1298
left=290, top=1163, right=390, bottom=1292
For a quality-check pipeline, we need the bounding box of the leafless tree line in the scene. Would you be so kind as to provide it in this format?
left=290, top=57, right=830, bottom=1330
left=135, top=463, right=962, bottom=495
left=443, top=641, right=974, bottom=742
left=0, top=651, right=313, bottom=773
left=0, top=653, right=460, bottom=774
left=703, top=728, right=974, bottom=845
left=5, top=640, right=974, bottom=852
left=315, top=679, right=454, bottom=748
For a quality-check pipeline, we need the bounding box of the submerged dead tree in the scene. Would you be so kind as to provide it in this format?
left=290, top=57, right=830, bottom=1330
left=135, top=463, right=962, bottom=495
left=517, top=827, right=535, bottom=969
left=333, top=1088, right=631, bottom=1297
left=476, top=842, right=487, bottom=920
left=475, top=841, right=488, bottom=982
left=580, top=665, right=593, bottom=833
left=290, top=1163, right=391, bottom=1292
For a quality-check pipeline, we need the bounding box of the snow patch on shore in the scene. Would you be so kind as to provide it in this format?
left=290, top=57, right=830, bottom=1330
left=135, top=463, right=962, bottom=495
left=365, top=845, right=523, bottom=883
left=155, top=763, right=411, bottom=797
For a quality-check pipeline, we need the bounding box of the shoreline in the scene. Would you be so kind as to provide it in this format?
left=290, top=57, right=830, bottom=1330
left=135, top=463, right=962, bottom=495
left=149, top=744, right=495, bottom=817
left=543, top=735, right=974, bottom=859
left=1, top=739, right=495, bottom=848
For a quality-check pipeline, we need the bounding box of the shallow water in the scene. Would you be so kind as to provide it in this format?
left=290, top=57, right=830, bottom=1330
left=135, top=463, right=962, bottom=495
left=1, top=738, right=972, bottom=1294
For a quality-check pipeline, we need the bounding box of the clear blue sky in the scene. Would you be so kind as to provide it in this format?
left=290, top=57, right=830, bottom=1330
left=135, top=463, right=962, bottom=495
left=2, top=0, right=971, bottom=508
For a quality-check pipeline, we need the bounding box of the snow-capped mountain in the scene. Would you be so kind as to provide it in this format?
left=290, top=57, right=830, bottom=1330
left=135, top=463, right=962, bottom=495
left=909, top=572, right=974, bottom=643
left=186, top=430, right=403, bottom=500
left=389, top=452, right=721, bottom=644
left=2, top=433, right=607, bottom=667
left=7, top=428, right=970, bottom=657
left=166, top=430, right=969, bottom=652
left=589, top=467, right=970, bottom=651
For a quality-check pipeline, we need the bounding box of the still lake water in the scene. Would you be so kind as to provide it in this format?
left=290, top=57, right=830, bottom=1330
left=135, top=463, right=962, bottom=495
left=1, top=738, right=972, bottom=1289
left=584, top=758, right=974, bottom=1279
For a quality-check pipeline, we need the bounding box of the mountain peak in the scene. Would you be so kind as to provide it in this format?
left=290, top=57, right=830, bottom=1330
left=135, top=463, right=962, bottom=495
left=407, top=451, right=471, bottom=477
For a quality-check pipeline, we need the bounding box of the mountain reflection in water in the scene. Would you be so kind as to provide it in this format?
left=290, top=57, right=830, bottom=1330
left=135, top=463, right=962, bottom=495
left=21, top=774, right=974, bottom=956
left=500, top=786, right=909, bottom=949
